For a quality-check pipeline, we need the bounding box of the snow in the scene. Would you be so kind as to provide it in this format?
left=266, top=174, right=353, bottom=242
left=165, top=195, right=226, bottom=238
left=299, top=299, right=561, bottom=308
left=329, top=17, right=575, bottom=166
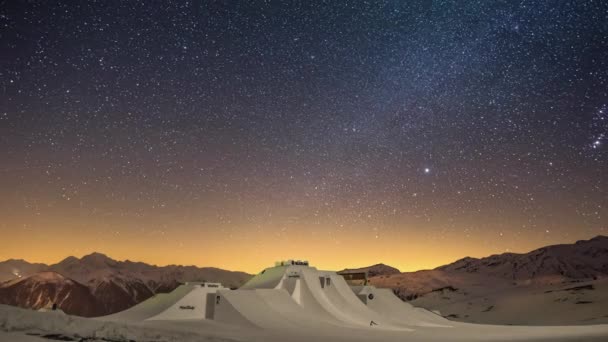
left=0, top=305, right=235, bottom=342
left=2, top=265, right=608, bottom=342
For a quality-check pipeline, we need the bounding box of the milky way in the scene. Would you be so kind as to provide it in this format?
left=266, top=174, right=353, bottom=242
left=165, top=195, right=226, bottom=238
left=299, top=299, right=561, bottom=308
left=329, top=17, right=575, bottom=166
left=1, top=1, right=607, bottom=272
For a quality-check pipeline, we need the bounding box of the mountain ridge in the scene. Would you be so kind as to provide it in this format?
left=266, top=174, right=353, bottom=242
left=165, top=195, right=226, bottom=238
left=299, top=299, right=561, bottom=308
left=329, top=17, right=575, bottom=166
left=435, top=235, right=608, bottom=281
left=442, top=235, right=608, bottom=270
left=0, top=271, right=103, bottom=316
left=1, top=236, right=606, bottom=319
left=0, top=253, right=253, bottom=317
left=338, top=263, right=401, bottom=277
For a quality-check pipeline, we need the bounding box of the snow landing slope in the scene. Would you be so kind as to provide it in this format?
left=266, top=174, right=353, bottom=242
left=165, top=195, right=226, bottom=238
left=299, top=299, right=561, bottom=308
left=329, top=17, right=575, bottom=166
left=99, top=282, right=223, bottom=322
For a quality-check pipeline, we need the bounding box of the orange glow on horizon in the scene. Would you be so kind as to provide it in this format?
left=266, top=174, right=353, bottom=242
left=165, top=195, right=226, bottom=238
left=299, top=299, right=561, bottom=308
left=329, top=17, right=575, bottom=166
left=1, top=220, right=598, bottom=274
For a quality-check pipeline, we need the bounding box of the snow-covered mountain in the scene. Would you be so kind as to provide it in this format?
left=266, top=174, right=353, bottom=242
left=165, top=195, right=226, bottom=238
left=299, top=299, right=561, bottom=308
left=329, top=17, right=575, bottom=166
left=367, top=235, right=608, bottom=325
left=338, top=263, right=401, bottom=277
left=0, top=259, right=47, bottom=282
left=49, top=252, right=250, bottom=289
left=47, top=253, right=159, bottom=314
left=436, top=235, right=608, bottom=282
left=0, top=272, right=102, bottom=316
left=0, top=253, right=252, bottom=316
left=370, top=235, right=608, bottom=296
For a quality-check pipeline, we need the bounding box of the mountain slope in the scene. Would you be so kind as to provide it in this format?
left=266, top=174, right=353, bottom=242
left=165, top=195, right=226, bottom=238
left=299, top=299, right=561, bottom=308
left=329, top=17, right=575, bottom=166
left=0, top=253, right=253, bottom=316
left=0, top=259, right=47, bottom=282
left=368, top=235, right=608, bottom=325
left=437, top=235, right=608, bottom=282
left=370, top=235, right=608, bottom=297
left=49, top=252, right=251, bottom=290
left=0, top=272, right=102, bottom=317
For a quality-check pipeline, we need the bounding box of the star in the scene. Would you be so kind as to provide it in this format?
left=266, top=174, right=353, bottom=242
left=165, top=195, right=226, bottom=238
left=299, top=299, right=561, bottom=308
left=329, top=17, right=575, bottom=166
left=1, top=0, right=607, bottom=273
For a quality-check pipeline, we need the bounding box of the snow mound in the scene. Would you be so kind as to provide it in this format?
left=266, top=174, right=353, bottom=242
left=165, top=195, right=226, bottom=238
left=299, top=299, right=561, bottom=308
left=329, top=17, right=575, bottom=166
left=0, top=305, right=235, bottom=342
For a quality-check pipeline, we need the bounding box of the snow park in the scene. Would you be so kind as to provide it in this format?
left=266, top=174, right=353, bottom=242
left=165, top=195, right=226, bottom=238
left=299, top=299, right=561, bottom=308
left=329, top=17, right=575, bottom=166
left=2, top=259, right=608, bottom=341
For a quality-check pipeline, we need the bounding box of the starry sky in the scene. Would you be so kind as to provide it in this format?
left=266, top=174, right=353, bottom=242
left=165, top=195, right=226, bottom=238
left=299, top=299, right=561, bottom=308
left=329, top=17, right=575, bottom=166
left=1, top=1, right=607, bottom=273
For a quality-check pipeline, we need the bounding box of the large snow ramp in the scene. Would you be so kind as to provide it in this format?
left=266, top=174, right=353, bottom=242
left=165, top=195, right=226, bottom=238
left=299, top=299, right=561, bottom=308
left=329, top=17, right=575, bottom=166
left=213, top=289, right=304, bottom=330
left=240, top=264, right=349, bottom=327
left=239, top=265, right=287, bottom=289
left=294, top=268, right=409, bottom=330
left=97, top=283, right=223, bottom=322
left=282, top=269, right=360, bottom=328
left=255, top=288, right=354, bottom=330
left=321, top=272, right=411, bottom=330
left=147, top=283, right=223, bottom=321
left=97, top=285, right=194, bottom=322
left=242, top=264, right=414, bottom=330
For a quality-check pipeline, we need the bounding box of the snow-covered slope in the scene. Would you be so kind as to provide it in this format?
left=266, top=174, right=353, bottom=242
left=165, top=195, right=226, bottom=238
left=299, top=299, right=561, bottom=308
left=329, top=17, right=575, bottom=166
left=2, top=300, right=608, bottom=342
left=0, top=304, right=234, bottom=342
left=437, top=235, right=608, bottom=282
left=368, top=235, right=608, bottom=325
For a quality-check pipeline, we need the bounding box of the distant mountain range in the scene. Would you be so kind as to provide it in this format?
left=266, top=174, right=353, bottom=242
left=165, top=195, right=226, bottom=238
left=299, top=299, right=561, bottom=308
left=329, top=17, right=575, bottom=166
left=338, top=263, right=401, bottom=277
left=0, top=271, right=102, bottom=316
left=0, top=253, right=252, bottom=317
left=1, top=236, right=606, bottom=323
left=437, top=235, right=608, bottom=281
left=370, top=235, right=608, bottom=298
left=366, top=235, right=608, bottom=325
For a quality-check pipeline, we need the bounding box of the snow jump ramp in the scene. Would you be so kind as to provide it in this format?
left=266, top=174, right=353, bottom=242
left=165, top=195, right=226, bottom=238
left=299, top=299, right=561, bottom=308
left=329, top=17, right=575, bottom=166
left=98, top=282, right=223, bottom=322
left=241, top=264, right=413, bottom=330
left=213, top=289, right=309, bottom=330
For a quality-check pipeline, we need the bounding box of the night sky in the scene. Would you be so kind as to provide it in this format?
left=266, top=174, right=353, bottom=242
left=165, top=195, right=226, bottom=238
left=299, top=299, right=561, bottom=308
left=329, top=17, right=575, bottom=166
left=1, top=1, right=607, bottom=273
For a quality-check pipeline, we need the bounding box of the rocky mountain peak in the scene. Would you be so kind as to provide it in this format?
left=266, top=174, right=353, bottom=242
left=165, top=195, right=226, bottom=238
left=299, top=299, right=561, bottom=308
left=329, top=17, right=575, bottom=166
left=339, top=263, right=401, bottom=277
left=79, top=252, right=117, bottom=268
left=57, top=256, right=79, bottom=265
